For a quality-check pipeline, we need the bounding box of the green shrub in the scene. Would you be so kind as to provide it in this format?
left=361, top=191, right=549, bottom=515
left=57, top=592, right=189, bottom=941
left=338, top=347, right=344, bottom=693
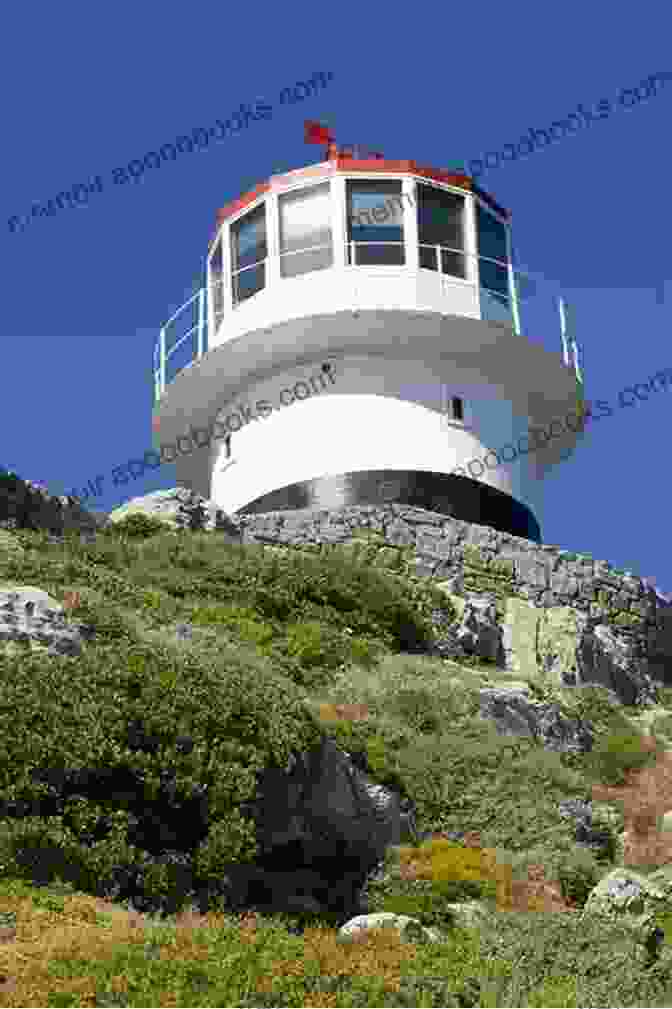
left=104, top=512, right=171, bottom=540
left=283, top=620, right=349, bottom=671
left=189, top=602, right=276, bottom=649
left=548, top=846, right=605, bottom=907
left=470, top=903, right=672, bottom=1008
left=655, top=686, right=672, bottom=710
left=365, top=838, right=509, bottom=934
left=346, top=633, right=386, bottom=669
left=233, top=545, right=436, bottom=653
left=375, top=713, right=587, bottom=855
left=582, top=725, right=664, bottom=787
left=557, top=683, right=635, bottom=734
left=54, top=532, right=436, bottom=658
left=374, top=880, right=482, bottom=930
left=652, top=712, right=672, bottom=742
left=0, top=638, right=324, bottom=918
left=389, top=687, right=442, bottom=734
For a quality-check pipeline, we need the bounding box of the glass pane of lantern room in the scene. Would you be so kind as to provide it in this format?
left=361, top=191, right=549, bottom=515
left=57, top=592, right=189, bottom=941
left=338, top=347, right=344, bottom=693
left=231, top=203, right=267, bottom=305
left=417, top=185, right=466, bottom=278
left=476, top=203, right=510, bottom=310
left=347, top=181, right=405, bottom=266
left=279, top=182, right=333, bottom=278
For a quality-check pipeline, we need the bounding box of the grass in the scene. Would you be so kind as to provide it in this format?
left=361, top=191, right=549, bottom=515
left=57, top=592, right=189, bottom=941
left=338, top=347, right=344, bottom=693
left=1, top=518, right=672, bottom=1005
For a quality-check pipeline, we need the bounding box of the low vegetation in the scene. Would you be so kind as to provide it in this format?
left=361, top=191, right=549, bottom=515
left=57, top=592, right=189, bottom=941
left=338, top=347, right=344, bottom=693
left=0, top=514, right=671, bottom=1005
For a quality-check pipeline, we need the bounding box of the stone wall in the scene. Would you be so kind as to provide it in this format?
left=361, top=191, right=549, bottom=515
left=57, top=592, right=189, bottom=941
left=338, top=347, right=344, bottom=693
left=229, top=504, right=672, bottom=689
left=0, top=471, right=105, bottom=537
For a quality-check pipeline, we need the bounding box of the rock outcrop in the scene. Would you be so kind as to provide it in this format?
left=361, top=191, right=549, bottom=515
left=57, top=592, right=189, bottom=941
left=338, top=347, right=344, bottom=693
left=220, top=736, right=418, bottom=918
left=0, top=470, right=104, bottom=538
left=336, top=911, right=443, bottom=944
left=580, top=867, right=671, bottom=958
left=478, top=684, right=595, bottom=754
left=0, top=587, right=94, bottom=657
left=106, top=487, right=241, bottom=539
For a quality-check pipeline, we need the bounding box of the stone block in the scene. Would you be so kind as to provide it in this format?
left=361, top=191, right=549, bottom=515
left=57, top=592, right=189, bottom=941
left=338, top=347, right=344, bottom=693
left=537, top=607, right=582, bottom=687
left=501, top=597, right=541, bottom=683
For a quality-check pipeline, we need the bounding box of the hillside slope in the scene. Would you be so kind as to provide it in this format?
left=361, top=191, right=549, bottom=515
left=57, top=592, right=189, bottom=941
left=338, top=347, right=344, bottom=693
left=1, top=487, right=672, bottom=1005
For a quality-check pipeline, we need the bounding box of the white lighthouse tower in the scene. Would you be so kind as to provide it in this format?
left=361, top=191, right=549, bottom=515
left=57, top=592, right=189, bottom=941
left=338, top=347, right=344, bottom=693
left=152, top=133, right=584, bottom=544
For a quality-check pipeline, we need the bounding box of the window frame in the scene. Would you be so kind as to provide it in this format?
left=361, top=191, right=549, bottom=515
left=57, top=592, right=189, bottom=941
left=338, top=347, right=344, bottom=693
left=346, top=178, right=407, bottom=266
left=207, top=228, right=225, bottom=334
left=416, top=181, right=468, bottom=279
left=229, top=199, right=269, bottom=308
left=277, top=179, right=334, bottom=279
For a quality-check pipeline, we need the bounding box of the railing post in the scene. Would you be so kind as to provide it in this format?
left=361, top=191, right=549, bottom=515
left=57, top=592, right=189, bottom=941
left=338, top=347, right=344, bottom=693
left=559, top=298, right=582, bottom=383
left=508, top=260, right=521, bottom=336
left=558, top=297, right=570, bottom=367
left=573, top=340, right=583, bottom=384
left=197, top=288, right=205, bottom=359
left=159, top=327, right=166, bottom=399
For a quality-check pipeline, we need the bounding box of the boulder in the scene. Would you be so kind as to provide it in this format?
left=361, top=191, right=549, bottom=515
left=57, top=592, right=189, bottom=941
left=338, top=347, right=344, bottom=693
left=209, top=736, right=418, bottom=918
left=478, top=686, right=594, bottom=754
left=0, top=586, right=94, bottom=658
left=497, top=600, right=663, bottom=708
left=106, top=487, right=241, bottom=540
left=430, top=592, right=504, bottom=664
left=580, top=867, right=672, bottom=956
left=556, top=798, right=616, bottom=857
left=337, top=912, right=443, bottom=945
left=577, top=622, right=659, bottom=708
left=455, top=595, right=504, bottom=663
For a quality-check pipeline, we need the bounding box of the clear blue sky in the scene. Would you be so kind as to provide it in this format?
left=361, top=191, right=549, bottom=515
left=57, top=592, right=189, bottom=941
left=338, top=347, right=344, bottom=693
left=2, top=3, right=671, bottom=593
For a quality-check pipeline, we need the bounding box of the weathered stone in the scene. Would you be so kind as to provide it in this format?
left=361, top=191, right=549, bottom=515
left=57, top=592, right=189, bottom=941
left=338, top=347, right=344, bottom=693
left=107, top=488, right=241, bottom=540
left=479, top=686, right=594, bottom=753
left=0, top=586, right=93, bottom=657
left=337, top=912, right=443, bottom=945
left=455, top=596, right=503, bottom=663
left=515, top=554, right=549, bottom=588
left=537, top=608, right=584, bottom=686
left=228, top=736, right=416, bottom=916
left=549, top=570, right=580, bottom=597
left=580, top=867, right=672, bottom=949
left=557, top=798, right=615, bottom=856
left=577, top=623, right=659, bottom=707
left=0, top=473, right=105, bottom=538
left=501, top=598, right=540, bottom=680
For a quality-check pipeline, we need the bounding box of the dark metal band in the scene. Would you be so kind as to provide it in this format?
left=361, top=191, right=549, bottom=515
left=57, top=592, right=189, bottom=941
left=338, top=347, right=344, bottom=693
left=236, top=469, right=541, bottom=542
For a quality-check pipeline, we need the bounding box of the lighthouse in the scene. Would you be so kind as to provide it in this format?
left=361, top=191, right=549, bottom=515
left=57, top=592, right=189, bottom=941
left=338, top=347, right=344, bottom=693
left=152, top=132, right=584, bottom=544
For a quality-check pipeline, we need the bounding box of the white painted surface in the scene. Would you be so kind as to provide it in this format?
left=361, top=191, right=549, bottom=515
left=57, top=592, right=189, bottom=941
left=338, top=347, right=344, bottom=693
left=208, top=356, right=540, bottom=516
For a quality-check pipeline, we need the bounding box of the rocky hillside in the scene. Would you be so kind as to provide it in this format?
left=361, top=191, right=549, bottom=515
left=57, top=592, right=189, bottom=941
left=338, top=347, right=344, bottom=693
left=3, top=473, right=672, bottom=1006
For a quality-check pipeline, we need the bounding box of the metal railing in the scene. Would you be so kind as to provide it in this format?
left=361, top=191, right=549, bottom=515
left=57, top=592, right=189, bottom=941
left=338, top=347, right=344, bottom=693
left=153, top=288, right=206, bottom=405
left=153, top=245, right=582, bottom=402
